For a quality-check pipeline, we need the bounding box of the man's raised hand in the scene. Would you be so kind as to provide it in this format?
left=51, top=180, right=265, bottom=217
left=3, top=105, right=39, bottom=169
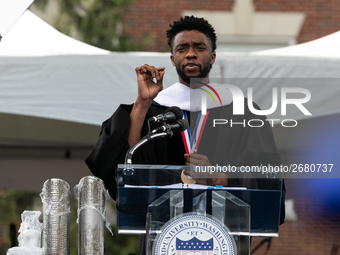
left=135, top=64, right=165, bottom=104
left=128, top=64, right=165, bottom=147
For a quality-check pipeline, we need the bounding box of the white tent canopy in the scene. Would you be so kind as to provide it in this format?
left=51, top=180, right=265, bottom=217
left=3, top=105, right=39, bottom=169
left=251, top=30, right=340, bottom=59
left=0, top=11, right=182, bottom=126
left=1, top=11, right=340, bottom=127
left=0, top=10, right=110, bottom=56
left=0, top=0, right=34, bottom=37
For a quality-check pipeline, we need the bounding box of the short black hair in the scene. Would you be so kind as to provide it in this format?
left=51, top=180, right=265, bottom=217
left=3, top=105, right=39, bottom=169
left=166, top=16, right=217, bottom=52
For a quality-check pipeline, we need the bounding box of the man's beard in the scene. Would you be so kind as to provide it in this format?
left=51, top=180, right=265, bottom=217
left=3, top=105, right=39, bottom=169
left=176, top=61, right=212, bottom=86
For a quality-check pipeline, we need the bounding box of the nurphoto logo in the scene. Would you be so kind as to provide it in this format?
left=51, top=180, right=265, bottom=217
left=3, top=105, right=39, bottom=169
left=199, top=84, right=312, bottom=128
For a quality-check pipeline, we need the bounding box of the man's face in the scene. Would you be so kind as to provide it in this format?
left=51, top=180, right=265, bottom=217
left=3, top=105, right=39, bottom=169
left=170, top=30, right=216, bottom=87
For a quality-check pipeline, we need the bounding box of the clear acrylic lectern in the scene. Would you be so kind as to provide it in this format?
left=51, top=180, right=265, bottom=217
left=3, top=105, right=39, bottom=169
left=116, top=164, right=283, bottom=255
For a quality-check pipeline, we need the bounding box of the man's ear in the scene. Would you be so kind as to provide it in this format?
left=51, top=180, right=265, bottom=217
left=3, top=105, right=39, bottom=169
left=210, top=51, right=216, bottom=65
left=170, top=54, right=175, bottom=66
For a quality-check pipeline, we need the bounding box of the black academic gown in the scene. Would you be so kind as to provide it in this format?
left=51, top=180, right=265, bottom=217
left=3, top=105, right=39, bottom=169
left=85, top=100, right=286, bottom=253
left=85, top=103, right=186, bottom=200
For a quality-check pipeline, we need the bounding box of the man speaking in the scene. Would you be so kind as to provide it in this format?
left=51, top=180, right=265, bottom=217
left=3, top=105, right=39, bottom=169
left=85, top=15, right=285, bottom=253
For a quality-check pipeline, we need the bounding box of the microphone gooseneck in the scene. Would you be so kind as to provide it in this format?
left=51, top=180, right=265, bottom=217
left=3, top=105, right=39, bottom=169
left=123, top=108, right=188, bottom=175
left=151, top=119, right=188, bottom=134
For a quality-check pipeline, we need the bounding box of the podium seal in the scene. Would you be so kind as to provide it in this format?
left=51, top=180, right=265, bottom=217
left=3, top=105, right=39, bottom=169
left=153, top=214, right=236, bottom=255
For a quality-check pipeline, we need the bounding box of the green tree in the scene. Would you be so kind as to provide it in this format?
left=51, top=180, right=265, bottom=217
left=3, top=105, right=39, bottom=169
left=33, top=0, right=147, bottom=51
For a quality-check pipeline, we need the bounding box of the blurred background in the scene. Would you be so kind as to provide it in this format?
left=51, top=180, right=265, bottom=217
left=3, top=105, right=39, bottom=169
left=1, top=0, right=340, bottom=254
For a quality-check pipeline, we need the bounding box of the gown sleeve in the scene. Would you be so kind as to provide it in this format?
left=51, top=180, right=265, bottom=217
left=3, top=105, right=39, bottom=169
left=85, top=104, right=133, bottom=200
left=85, top=104, right=186, bottom=200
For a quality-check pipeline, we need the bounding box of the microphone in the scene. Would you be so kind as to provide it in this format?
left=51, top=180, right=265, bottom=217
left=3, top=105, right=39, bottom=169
left=150, top=106, right=183, bottom=123
left=124, top=118, right=188, bottom=168
left=152, top=119, right=188, bottom=134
